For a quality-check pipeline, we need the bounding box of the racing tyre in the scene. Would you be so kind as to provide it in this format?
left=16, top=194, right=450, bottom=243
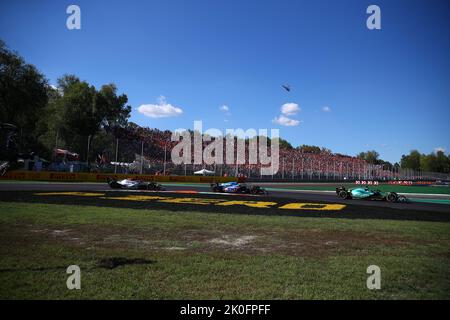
left=255, top=188, right=268, bottom=195
left=212, top=186, right=222, bottom=193
left=250, top=187, right=261, bottom=195
left=147, top=183, right=159, bottom=190
left=338, top=190, right=349, bottom=199
left=387, top=192, right=398, bottom=202
left=397, top=195, right=408, bottom=203
left=108, top=180, right=122, bottom=189
left=239, top=187, right=250, bottom=194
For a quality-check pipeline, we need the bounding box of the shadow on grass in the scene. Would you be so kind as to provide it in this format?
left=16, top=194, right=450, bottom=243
left=0, top=257, right=156, bottom=273
left=97, top=257, right=156, bottom=269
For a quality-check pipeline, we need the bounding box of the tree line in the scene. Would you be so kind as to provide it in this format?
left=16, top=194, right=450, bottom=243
left=0, top=40, right=131, bottom=162
left=356, top=149, right=450, bottom=174
left=400, top=150, right=450, bottom=173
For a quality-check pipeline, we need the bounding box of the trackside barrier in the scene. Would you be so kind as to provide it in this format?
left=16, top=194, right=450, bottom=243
left=357, top=180, right=437, bottom=186
left=355, top=180, right=379, bottom=185
left=0, top=171, right=243, bottom=183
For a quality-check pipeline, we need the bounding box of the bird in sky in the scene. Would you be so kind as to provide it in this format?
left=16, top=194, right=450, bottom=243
left=282, top=84, right=291, bottom=92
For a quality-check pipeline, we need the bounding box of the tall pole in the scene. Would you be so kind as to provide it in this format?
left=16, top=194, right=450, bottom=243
left=301, top=158, right=304, bottom=180
left=352, top=163, right=355, bottom=180
left=292, top=157, right=294, bottom=179
left=140, top=141, right=144, bottom=174
left=318, top=160, right=321, bottom=180
left=114, top=138, right=118, bottom=174
left=163, top=143, right=167, bottom=175
left=86, top=135, right=91, bottom=164
left=333, top=160, right=336, bottom=180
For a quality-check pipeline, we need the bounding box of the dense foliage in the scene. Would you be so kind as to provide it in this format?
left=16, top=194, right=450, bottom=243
left=401, top=149, right=450, bottom=173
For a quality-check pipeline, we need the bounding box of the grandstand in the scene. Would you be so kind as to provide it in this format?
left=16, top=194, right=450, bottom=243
left=33, top=126, right=448, bottom=181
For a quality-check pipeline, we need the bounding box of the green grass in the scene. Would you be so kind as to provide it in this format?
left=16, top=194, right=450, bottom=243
left=0, top=202, right=449, bottom=299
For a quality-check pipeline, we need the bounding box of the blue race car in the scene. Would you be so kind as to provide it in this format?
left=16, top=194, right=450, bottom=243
left=211, top=181, right=268, bottom=195
left=336, top=186, right=407, bottom=203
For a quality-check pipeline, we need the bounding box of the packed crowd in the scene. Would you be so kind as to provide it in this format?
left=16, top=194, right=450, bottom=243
left=95, top=126, right=394, bottom=179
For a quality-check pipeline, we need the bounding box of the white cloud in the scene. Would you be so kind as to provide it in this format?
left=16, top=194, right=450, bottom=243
left=322, top=106, right=331, bottom=112
left=272, top=115, right=300, bottom=126
left=138, top=96, right=183, bottom=118
left=434, top=147, right=446, bottom=153
left=281, top=103, right=300, bottom=116
left=220, top=105, right=231, bottom=120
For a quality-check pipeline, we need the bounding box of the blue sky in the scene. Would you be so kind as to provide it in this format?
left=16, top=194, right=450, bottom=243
left=1, top=0, right=449, bottom=163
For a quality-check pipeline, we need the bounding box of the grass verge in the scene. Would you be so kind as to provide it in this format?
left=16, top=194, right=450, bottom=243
left=0, top=202, right=449, bottom=299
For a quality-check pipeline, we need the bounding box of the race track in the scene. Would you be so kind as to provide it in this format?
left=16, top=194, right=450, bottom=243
left=0, top=181, right=449, bottom=222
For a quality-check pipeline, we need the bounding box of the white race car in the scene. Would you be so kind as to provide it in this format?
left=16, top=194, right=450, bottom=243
left=107, top=177, right=165, bottom=190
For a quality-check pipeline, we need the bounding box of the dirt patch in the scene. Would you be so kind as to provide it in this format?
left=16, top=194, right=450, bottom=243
left=209, top=235, right=257, bottom=248
left=0, top=222, right=424, bottom=258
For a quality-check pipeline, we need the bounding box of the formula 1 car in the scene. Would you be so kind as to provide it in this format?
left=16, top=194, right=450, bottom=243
left=336, top=187, right=408, bottom=203
left=107, top=177, right=166, bottom=191
left=210, top=181, right=268, bottom=195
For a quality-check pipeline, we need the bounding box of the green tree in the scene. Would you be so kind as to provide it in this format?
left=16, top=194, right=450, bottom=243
left=0, top=40, right=49, bottom=153
left=96, top=84, right=131, bottom=130
left=356, top=150, right=379, bottom=164
left=40, top=75, right=131, bottom=161
left=420, top=153, right=437, bottom=172
left=297, top=145, right=321, bottom=154
left=400, top=150, right=421, bottom=170
left=35, top=86, right=65, bottom=159
left=435, top=150, right=450, bottom=173
left=278, top=138, right=293, bottom=149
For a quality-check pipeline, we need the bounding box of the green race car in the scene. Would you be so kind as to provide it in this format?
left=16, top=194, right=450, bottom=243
left=336, top=187, right=408, bottom=203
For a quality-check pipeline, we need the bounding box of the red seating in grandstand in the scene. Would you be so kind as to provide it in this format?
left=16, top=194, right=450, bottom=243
left=103, top=126, right=393, bottom=178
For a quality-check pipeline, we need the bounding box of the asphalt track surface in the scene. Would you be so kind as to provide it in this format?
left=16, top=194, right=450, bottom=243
left=0, top=182, right=449, bottom=222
